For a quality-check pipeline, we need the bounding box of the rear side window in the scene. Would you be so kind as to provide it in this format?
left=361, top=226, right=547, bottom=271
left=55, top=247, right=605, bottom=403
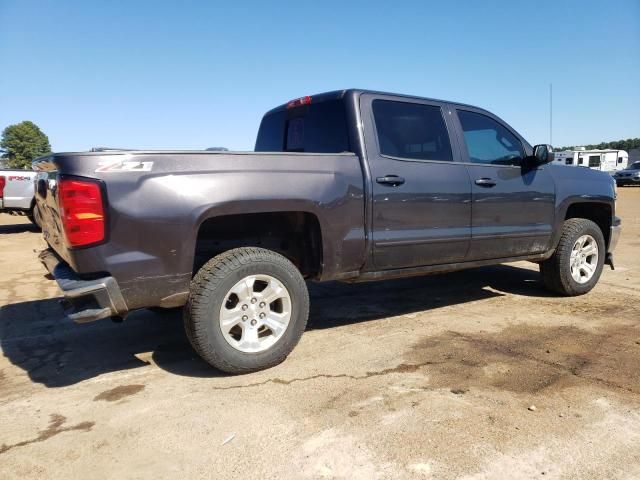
left=457, top=110, right=524, bottom=165
left=255, top=100, right=350, bottom=153
left=588, top=155, right=601, bottom=167
left=372, top=100, right=452, bottom=161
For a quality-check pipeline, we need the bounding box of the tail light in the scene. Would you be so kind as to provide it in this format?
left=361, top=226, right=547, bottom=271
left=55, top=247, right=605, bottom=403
left=58, top=178, right=106, bottom=247
left=0, top=176, right=5, bottom=198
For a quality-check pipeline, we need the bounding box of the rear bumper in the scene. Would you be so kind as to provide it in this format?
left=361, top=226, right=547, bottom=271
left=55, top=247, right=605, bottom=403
left=0, top=203, right=30, bottom=213
left=39, top=248, right=128, bottom=323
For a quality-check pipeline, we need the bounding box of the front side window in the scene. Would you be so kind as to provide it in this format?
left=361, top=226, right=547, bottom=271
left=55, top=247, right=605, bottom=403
left=457, top=110, right=524, bottom=165
left=372, top=100, right=453, bottom=161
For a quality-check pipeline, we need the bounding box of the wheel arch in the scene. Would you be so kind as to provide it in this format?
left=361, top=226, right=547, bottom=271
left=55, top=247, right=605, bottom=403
left=548, top=198, right=613, bottom=254
left=562, top=201, right=612, bottom=247
left=191, top=209, right=325, bottom=280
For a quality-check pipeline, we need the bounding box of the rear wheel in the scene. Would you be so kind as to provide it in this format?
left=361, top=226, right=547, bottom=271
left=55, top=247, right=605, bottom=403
left=184, top=247, right=309, bottom=373
left=540, top=218, right=605, bottom=296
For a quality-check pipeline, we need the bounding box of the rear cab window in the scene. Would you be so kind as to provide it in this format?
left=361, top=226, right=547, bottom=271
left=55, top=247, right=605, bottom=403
left=255, top=99, right=350, bottom=153
left=372, top=100, right=453, bottom=161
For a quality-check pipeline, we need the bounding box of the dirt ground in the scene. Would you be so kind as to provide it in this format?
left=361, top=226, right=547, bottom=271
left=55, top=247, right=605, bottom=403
left=1, top=189, right=639, bottom=480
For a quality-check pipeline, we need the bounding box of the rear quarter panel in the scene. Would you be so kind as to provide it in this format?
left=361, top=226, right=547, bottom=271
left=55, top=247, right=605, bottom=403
left=39, top=152, right=365, bottom=309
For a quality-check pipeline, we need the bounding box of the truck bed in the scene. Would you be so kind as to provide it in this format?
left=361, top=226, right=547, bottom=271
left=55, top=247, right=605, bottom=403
left=33, top=149, right=365, bottom=316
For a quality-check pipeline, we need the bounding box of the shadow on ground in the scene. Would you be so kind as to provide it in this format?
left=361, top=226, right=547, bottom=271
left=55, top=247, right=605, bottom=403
left=0, top=222, right=39, bottom=234
left=1, top=264, right=553, bottom=388
left=306, top=264, right=554, bottom=330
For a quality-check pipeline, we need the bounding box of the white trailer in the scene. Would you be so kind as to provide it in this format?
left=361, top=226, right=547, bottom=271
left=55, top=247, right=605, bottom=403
left=553, top=148, right=629, bottom=173
left=553, top=151, right=579, bottom=166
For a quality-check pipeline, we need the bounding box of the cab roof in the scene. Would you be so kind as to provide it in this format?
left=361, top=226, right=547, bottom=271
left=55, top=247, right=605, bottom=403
left=264, top=89, right=482, bottom=116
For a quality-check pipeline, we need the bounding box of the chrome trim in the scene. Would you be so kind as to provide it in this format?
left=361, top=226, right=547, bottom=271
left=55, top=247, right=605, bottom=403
left=608, top=225, right=621, bottom=253
left=38, top=248, right=127, bottom=323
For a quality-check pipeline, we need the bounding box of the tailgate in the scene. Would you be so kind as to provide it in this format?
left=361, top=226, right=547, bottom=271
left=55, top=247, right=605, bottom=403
left=33, top=159, right=69, bottom=263
left=33, top=152, right=118, bottom=267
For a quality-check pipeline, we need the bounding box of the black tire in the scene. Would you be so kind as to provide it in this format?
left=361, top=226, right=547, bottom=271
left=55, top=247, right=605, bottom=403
left=539, top=218, right=605, bottom=296
left=183, top=247, right=309, bottom=374
left=27, top=204, right=41, bottom=230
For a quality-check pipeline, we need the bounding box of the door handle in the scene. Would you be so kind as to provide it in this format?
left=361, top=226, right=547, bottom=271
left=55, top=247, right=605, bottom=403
left=475, top=178, right=496, bottom=187
left=376, top=175, right=405, bottom=186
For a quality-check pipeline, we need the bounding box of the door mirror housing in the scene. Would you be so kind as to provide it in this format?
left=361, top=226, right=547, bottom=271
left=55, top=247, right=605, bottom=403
left=525, top=144, right=554, bottom=167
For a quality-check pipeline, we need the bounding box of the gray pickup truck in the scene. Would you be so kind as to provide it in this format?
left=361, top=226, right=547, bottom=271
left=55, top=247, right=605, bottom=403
left=33, top=89, right=621, bottom=373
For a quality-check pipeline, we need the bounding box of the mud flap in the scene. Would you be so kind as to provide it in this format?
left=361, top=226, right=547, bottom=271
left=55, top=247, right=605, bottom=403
left=605, top=252, right=615, bottom=270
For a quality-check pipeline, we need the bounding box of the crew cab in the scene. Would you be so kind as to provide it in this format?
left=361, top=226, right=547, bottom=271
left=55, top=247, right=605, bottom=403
left=0, top=169, right=39, bottom=225
left=33, top=89, right=621, bottom=373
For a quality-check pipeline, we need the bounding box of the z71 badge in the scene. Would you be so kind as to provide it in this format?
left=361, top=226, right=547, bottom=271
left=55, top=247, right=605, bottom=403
left=96, top=161, right=154, bottom=173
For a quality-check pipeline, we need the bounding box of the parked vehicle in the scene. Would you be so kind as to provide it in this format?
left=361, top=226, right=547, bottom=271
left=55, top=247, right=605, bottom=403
left=613, top=161, right=640, bottom=186
left=33, top=89, right=621, bottom=373
left=0, top=169, right=39, bottom=225
left=553, top=148, right=629, bottom=173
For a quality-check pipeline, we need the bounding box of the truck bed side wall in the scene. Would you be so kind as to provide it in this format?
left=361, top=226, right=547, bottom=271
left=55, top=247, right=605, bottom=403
left=45, top=152, right=366, bottom=310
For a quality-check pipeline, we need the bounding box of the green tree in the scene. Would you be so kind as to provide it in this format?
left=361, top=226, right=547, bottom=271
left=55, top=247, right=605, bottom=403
left=0, top=121, right=52, bottom=169
left=557, top=137, right=640, bottom=152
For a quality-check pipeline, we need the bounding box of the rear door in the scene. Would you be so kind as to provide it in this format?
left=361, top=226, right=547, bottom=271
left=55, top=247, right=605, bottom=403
left=451, top=107, right=555, bottom=260
left=360, top=94, right=471, bottom=270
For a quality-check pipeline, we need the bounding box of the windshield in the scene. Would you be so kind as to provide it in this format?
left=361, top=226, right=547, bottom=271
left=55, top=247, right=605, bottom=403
left=626, top=162, right=640, bottom=170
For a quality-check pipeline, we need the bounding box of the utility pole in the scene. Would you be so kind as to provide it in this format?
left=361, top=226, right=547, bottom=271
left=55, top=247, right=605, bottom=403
left=549, top=83, right=553, bottom=145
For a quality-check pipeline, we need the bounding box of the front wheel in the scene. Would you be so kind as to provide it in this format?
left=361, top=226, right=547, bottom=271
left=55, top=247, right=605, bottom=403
left=540, top=218, right=605, bottom=296
left=184, top=247, right=309, bottom=374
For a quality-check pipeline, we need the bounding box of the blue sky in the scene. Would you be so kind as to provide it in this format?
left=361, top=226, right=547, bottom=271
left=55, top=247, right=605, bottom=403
left=1, top=0, right=638, bottom=152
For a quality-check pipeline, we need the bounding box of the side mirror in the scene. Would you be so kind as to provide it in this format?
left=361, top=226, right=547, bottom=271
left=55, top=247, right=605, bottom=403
left=532, top=144, right=554, bottom=165
left=523, top=144, right=554, bottom=167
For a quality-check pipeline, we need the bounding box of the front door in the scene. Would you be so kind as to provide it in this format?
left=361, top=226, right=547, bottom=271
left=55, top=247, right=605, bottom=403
left=361, top=94, right=472, bottom=270
left=453, top=108, right=555, bottom=260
